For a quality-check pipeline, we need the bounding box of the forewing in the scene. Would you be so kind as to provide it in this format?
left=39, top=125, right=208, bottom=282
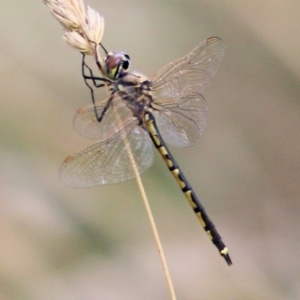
left=73, top=94, right=134, bottom=140
left=151, top=37, right=225, bottom=98
left=60, top=122, right=153, bottom=187
left=153, top=92, right=207, bottom=147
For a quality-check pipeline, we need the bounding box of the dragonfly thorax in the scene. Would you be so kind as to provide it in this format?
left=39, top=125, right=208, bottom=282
left=110, top=71, right=150, bottom=96
left=104, top=52, right=130, bottom=80
left=113, top=72, right=153, bottom=121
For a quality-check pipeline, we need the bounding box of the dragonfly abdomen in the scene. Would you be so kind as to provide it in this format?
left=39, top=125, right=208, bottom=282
left=144, top=110, right=232, bottom=265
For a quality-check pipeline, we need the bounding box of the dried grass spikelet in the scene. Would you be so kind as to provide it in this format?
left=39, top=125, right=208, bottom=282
left=44, top=0, right=104, bottom=57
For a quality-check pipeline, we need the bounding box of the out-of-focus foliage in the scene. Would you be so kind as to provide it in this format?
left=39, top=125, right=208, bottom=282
left=0, top=1, right=299, bottom=299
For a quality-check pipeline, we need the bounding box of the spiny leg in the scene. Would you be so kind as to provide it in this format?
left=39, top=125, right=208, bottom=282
left=144, top=111, right=232, bottom=265
left=81, top=53, right=112, bottom=122
left=81, top=53, right=108, bottom=87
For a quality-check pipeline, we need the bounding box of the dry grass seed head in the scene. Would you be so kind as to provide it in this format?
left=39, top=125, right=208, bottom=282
left=44, top=0, right=104, bottom=56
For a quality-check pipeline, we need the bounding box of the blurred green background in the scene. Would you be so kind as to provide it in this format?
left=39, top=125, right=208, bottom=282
left=1, top=1, right=300, bottom=299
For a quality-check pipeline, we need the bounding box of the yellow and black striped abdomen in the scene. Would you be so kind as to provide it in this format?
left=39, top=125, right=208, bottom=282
left=144, top=110, right=232, bottom=266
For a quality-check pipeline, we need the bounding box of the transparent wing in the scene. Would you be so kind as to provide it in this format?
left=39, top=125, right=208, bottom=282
left=73, top=94, right=134, bottom=140
left=61, top=105, right=153, bottom=187
left=153, top=92, right=207, bottom=147
left=151, top=37, right=225, bottom=98
left=150, top=37, right=224, bottom=146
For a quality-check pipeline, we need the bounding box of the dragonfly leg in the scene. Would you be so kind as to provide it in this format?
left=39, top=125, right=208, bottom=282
left=96, top=94, right=114, bottom=122
left=81, top=53, right=108, bottom=88
left=81, top=53, right=113, bottom=122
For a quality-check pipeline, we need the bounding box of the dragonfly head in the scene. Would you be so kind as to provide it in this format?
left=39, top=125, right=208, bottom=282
left=104, top=52, right=130, bottom=80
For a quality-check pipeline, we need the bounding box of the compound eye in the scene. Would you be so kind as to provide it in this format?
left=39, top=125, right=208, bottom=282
left=122, top=59, right=130, bottom=71
left=105, top=53, right=119, bottom=69
left=105, top=53, right=122, bottom=80
left=118, top=52, right=130, bottom=71
left=104, top=52, right=131, bottom=80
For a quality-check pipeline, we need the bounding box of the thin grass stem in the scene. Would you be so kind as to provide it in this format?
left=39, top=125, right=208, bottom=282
left=113, top=104, right=176, bottom=300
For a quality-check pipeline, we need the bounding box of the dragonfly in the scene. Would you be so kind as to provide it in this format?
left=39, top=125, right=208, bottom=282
left=60, top=37, right=232, bottom=265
